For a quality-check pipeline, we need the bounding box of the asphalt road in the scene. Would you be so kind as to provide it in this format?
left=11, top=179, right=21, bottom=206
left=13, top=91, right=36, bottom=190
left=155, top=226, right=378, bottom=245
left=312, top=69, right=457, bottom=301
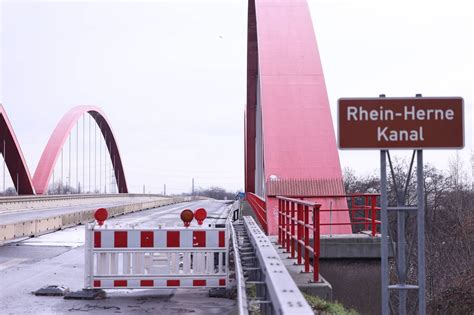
left=0, top=200, right=236, bottom=315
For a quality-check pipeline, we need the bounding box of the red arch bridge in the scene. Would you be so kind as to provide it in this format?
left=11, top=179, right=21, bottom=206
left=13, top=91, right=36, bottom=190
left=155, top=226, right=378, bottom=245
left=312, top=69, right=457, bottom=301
left=0, top=1, right=392, bottom=315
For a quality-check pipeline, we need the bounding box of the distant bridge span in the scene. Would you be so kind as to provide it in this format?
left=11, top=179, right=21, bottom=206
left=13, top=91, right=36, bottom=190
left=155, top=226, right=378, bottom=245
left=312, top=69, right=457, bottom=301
left=0, top=104, right=128, bottom=195
left=33, top=106, right=128, bottom=195
left=0, top=104, right=35, bottom=194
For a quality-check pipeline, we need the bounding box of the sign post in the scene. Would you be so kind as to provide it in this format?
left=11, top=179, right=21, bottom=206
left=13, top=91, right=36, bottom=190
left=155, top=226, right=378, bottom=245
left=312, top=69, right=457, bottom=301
left=338, top=95, right=464, bottom=315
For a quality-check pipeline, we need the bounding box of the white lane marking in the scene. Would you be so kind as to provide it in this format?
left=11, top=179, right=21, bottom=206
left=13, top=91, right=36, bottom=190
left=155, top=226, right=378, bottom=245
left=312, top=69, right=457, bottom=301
left=0, top=258, right=28, bottom=271
left=19, top=241, right=83, bottom=247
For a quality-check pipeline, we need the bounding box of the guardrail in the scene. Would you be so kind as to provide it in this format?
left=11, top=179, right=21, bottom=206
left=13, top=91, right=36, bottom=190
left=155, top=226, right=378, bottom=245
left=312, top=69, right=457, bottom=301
left=229, top=218, right=249, bottom=315
left=0, top=196, right=204, bottom=244
left=0, top=193, right=166, bottom=205
left=243, top=216, right=313, bottom=314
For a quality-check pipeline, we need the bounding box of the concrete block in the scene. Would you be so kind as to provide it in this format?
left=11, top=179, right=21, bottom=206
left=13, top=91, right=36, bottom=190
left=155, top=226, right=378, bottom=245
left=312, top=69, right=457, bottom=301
left=0, top=224, right=15, bottom=242
left=14, top=220, right=35, bottom=238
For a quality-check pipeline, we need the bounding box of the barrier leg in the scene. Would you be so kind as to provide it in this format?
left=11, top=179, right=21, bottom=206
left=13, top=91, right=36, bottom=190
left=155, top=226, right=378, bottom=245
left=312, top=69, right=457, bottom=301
left=84, top=224, right=93, bottom=289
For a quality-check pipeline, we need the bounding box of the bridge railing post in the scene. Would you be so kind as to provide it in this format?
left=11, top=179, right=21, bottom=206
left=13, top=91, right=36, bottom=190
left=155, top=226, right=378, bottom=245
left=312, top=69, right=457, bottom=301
left=297, top=203, right=303, bottom=265
left=290, top=203, right=297, bottom=258
left=364, top=195, right=369, bottom=231
left=371, top=195, right=377, bottom=237
left=313, top=204, right=321, bottom=282
left=286, top=200, right=291, bottom=253
left=304, top=205, right=310, bottom=273
left=278, top=198, right=282, bottom=245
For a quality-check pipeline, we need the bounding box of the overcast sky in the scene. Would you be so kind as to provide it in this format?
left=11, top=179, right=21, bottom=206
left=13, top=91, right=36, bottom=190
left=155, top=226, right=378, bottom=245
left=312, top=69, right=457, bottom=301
left=1, top=0, right=473, bottom=193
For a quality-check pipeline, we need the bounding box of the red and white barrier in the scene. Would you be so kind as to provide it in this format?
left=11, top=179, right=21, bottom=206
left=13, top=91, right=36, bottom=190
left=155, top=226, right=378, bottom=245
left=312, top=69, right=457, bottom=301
left=84, top=210, right=230, bottom=290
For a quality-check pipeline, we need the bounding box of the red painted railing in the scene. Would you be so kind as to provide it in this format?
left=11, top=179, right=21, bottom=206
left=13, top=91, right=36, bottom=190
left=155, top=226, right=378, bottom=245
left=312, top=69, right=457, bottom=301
left=348, top=194, right=380, bottom=236
left=277, top=196, right=321, bottom=282
left=314, top=194, right=381, bottom=236
left=277, top=194, right=381, bottom=282
left=246, top=192, right=267, bottom=233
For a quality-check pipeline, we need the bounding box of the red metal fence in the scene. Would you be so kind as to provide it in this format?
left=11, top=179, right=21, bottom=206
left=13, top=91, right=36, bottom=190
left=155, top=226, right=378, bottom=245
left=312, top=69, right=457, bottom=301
left=278, top=196, right=321, bottom=282
left=246, top=192, right=267, bottom=233
left=276, top=194, right=380, bottom=282
left=348, top=194, right=380, bottom=236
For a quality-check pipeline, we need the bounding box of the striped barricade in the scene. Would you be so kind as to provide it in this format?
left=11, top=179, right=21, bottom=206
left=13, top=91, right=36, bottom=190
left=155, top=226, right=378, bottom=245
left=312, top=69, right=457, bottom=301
left=84, top=223, right=230, bottom=289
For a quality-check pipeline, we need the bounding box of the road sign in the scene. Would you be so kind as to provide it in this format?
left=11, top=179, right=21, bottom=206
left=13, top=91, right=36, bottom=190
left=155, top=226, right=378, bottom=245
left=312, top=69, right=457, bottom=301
left=338, top=97, right=464, bottom=149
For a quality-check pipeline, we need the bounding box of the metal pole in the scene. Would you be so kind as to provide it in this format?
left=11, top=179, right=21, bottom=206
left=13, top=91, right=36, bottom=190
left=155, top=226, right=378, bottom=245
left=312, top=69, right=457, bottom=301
left=61, top=148, right=64, bottom=194
left=89, top=115, right=91, bottom=193
left=16, top=172, right=19, bottom=195
left=381, top=150, right=389, bottom=315
left=103, top=131, right=106, bottom=194
left=82, top=115, right=85, bottom=193
left=99, top=125, right=102, bottom=193
left=76, top=122, right=79, bottom=193
left=417, top=150, right=426, bottom=314
left=94, top=120, right=97, bottom=192
left=113, top=154, right=116, bottom=193
left=68, top=133, right=71, bottom=192
left=398, top=188, right=407, bottom=313
left=3, top=139, right=5, bottom=192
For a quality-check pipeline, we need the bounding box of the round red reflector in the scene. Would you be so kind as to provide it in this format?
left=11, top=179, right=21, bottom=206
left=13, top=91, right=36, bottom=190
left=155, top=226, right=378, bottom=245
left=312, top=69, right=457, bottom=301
left=194, top=208, right=207, bottom=225
left=94, top=208, right=108, bottom=226
left=180, top=209, right=194, bottom=227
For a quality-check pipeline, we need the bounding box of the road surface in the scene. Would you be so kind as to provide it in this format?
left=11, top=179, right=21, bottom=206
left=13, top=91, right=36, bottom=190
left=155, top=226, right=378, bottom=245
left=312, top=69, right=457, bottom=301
left=0, top=199, right=236, bottom=314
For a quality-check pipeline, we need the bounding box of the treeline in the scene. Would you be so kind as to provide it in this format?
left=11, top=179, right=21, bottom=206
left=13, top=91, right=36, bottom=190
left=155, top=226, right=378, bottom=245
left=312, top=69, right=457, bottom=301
left=193, top=186, right=241, bottom=200
left=173, top=186, right=241, bottom=200
left=344, top=156, right=473, bottom=314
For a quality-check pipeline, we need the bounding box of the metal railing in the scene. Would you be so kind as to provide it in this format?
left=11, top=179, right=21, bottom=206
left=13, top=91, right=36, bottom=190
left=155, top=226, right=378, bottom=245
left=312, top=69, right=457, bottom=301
left=230, top=220, right=249, bottom=315
left=277, top=197, right=321, bottom=282
left=245, top=192, right=267, bottom=233
left=277, top=194, right=381, bottom=283
left=0, top=196, right=203, bottom=244
left=243, top=216, right=313, bottom=314
left=0, top=193, right=163, bottom=202
left=348, top=194, right=380, bottom=236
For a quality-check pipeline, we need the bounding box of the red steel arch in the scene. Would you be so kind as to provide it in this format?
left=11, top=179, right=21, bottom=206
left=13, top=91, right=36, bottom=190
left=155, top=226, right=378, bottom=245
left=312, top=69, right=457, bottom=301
left=33, top=105, right=128, bottom=194
left=0, top=104, right=35, bottom=194
left=245, top=0, right=351, bottom=234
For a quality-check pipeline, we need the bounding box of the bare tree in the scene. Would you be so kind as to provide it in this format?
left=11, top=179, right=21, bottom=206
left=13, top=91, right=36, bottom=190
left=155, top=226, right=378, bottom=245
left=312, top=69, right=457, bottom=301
left=346, top=161, right=473, bottom=313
